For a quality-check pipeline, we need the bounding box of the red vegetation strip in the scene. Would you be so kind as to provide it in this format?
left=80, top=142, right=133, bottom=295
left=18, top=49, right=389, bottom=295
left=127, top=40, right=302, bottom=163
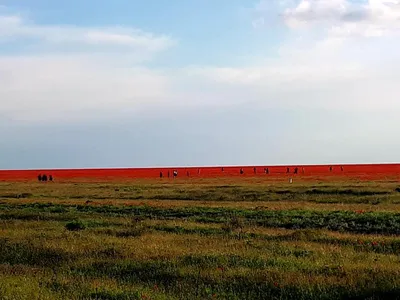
left=0, top=164, right=399, bottom=181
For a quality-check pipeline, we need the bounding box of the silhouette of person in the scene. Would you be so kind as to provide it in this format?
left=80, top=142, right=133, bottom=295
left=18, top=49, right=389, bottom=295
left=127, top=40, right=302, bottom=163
left=160, top=172, right=163, bottom=178
left=38, top=174, right=42, bottom=182
left=49, top=175, right=53, bottom=182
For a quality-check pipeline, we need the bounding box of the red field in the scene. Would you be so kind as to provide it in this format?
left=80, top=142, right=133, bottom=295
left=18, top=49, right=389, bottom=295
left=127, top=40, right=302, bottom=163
left=0, top=163, right=399, bottom=182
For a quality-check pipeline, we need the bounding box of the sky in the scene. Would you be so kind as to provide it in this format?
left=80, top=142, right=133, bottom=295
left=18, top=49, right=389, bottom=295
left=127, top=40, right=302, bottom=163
left=1, top=0, right=400, bottom=169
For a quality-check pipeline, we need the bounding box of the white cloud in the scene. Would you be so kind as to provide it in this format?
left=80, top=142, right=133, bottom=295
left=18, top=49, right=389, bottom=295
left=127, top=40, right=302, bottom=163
left=184, top=31, right=400, bottom=111
left=283, top=0, right=349, bottom=26
left=279, top=0, right=400, bottom=37
left=186, top=63, right=365, bottom=88
left=0, top=15, right=22, bottom=26
left=188, top=0, right=400, bottom=112
left=0, top=55, right=176, bottom=122
left=0, top=12, right=177, bottom=122
left=0, top=14, right=174, bottom=52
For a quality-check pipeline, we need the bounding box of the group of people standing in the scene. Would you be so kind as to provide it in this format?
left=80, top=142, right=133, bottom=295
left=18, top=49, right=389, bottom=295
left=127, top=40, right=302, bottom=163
left=37, top=174, right=53, bottom=182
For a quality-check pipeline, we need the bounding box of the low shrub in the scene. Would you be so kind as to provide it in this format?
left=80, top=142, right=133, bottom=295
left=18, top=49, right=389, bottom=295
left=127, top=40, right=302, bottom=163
left=65, top=220, right=86, bottom=231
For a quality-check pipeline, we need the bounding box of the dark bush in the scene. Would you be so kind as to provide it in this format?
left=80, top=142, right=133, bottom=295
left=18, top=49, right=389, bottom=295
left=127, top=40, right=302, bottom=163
left=65, top=220, right=86, bottom=231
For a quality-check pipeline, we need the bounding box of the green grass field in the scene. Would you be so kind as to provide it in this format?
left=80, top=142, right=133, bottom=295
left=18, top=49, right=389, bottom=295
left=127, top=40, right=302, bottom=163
left=1, top=177, right=400, bottom=299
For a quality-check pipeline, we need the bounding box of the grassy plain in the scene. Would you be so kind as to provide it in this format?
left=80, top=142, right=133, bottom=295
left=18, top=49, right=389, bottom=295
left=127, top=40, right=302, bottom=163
left=1, top=176, right=400, bottom=299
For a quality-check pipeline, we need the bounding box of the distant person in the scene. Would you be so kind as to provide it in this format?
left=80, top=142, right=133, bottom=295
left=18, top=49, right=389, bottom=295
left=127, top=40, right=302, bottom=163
left=42, top=174, right=48, bottom=182
left=221, top=167, right=224, bottom=172
left=187, top=171, right=190, bottom=177
left=294, top=167, right=298, bottom=174
left=240, top=168, right=244, bottom=175
left=253, top=167, right=256, bottom=174
left=302, top=167, right=305, bottom=174
left=198, top=169, right=201, bottom=175
left=173, top=170, right=178, bottom=178
left=37, top=174, right=42, bottom=182
left=266, top=168, right=269, bottom=175
left=330, top=166, right=333, bottom=172
left=287, top=167, right=290, bottom=174
left=160, top=172, right=163, bottom=178
left=341, top=166, right=344, bottom=172
left=49, top=175, right=53, bottom=182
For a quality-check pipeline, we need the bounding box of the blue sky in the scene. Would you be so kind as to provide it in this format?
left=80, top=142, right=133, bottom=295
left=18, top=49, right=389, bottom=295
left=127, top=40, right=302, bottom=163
left=1, top=0, right=400, bottom=169
left=1, top=0, right=283, bottom=66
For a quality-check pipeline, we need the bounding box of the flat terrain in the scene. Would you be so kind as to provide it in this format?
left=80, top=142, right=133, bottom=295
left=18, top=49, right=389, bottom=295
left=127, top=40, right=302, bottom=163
left=1, top=176, right=400, bottom=299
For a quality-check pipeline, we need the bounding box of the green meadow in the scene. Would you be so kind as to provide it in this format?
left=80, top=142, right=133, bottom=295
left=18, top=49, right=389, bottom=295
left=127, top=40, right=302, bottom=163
left=1, top=178, right=400, bottom=299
